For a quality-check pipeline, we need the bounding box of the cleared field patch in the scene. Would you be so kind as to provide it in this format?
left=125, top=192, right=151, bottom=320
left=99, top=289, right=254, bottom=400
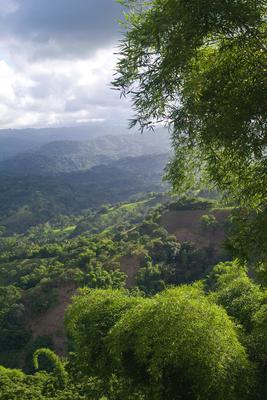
left=160, top=208, right=231, bottom=251
left=24, top=284, right=76, bottom=356
left=120, top=253, right=145, bottom=288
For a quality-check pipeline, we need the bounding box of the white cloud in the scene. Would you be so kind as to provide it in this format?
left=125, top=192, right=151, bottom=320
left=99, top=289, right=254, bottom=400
left=0, top=1, right=131, bottom=130
left=0, top=46, right=131, bottom=128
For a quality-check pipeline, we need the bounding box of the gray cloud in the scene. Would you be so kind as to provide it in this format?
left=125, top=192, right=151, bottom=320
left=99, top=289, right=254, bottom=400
left=0, top=0, right=122, bottom=59
left=0, top=0, right=132, bottom=129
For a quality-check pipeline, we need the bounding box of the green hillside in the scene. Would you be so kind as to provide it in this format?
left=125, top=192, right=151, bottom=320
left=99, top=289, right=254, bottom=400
left=0, top=154, right=169, bottom=232
left=0, top=195, right=230, bottom=371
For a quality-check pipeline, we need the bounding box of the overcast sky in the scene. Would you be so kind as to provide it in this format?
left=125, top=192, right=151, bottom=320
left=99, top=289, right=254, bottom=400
left=0, top=0, right=132, bottom=129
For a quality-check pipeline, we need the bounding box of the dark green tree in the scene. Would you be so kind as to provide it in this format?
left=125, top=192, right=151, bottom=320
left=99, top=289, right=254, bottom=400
left=114, top=0, right=267, bottom=267
left=208, top=260, right=267, bottom=331
left=0, top=286, right=29, bottom=351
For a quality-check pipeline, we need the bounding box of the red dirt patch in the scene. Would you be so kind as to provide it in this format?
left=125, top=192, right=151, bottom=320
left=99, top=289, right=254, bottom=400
left=120, top=254, right=145, bottom=288
left=25, top=284, right=76, bottom=356
left=160, top=209, right=230, bottom=252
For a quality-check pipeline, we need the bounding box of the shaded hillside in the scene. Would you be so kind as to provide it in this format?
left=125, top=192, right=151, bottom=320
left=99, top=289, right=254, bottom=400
left=0, top=132, right=170, bottom=173
left=0, top=125, right=133, bottom=160
left=0, top=137, right=39, bottom=161
left=0, top=153, right=169, bottom=232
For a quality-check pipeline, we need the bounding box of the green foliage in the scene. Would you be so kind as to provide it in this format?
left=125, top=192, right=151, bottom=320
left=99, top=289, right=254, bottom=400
left=207, top=261, right=267, bottom=398
left=65, top=289, right=142, bottom=377
left=28, top=285, right=58, bottom=315
left=135, top=262, right=166, bottom=295
left=0, top=286, right=29, bottom=351
left=24, top=336, right=54, bottom=374
left=208, top=260, right=267, bottom=331
left=0, top=365, right=98, bottom=400
left=85, top=266, right=126, bottom=290
left=114, top=0, right=267, bottom=269
left=33, top=348, right=68, bottom=388
left=0, top=366, right=47, bottom=400
left=108, top=285, right=253, bottom=400
left=0, top=193, right=230, bottom=372
left=1, top=264, right=266, bottom=399
left=0, top=191, right=262, bottom=398
left=249, top=304, right=267, bottom=369
left=136, top=240, right=220, bottom=295
left=115, top=0, right=266, bottom=201
left=200, top=214, right=219, bottom=231
left=227, top=207, right=267, bottom=283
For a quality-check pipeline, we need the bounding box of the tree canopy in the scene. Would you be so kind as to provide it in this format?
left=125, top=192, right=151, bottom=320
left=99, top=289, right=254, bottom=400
left=114, top=0, right=266, bottom=210
left=108, top=285, right=253, bottom=400
left=64, top=285, right=255, bottom=400
left=65, top=289, right=142, bottom=377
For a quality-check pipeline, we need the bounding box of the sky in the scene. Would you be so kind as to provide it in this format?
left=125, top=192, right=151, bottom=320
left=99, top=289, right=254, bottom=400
left=0, top=0, right=132, bottom=129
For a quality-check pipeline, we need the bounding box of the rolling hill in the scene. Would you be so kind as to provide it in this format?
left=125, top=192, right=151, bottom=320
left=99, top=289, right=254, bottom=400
left=0, top=133, right=170, bottom=176
left=0, top=153, right=169, bottom=232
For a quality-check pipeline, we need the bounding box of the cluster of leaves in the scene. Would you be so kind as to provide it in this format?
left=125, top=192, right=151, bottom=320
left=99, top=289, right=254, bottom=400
left=114, top=0, right=267, bottom=271
left=2, top=262, right=267, bottom=399
left=115, top=0, right=266, bottom=202
left=226, top=207, right=267, bottom=283
left=207, top=260, right=267, bottom=397
left=63, top=275, right=265, bottom=399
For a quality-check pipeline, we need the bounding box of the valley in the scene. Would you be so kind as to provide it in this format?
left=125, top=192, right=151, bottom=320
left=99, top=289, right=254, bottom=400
left=0, top=132, right=230, bottom=371
left=0, top=0, right=266, bottom=398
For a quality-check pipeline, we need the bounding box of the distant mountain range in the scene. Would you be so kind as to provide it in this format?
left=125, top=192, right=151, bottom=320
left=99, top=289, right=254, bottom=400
left=0, top=153, right=170, bottom=232
left=0, top=132, right=170, bottom=176
left=0, top=126, right=169, bottom=161
left=0, top=127, right=171, bottom=232
left=0, top=125, right=129, bottom=160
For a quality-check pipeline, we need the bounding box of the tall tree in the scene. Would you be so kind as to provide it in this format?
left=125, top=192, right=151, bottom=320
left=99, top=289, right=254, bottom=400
left=114, top=0, right=267, bottom=266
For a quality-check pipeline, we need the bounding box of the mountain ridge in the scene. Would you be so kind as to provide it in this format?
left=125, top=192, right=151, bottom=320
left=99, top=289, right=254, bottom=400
left=0, top=153, right=169, bottom=232
left=0, top=133, right=170, bottom=176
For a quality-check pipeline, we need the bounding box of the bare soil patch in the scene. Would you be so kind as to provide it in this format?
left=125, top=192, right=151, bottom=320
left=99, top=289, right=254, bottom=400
left=120, top=254, right=145, bottom=287
left=25, top=284, right=76, bottom=356
left=160, top=209, right=230, bottom=252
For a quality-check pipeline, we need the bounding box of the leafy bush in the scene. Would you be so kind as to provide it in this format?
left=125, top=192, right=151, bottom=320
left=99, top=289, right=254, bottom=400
left=108, top=286, right=253, bottom=400
left=65, top=289, right=142, bottom=377
left=200, top=214, right=219, bottom=231
left=0, top=286, right=29, bottom=351
left=169, top=197, right=214, bottom=211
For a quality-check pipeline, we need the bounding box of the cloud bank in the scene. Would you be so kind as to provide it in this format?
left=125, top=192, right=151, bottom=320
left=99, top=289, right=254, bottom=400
left=0, top=0, right=131, bottom=129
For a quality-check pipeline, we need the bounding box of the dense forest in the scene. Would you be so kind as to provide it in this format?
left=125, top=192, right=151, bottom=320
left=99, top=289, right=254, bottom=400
left=0, top=1, right=266, bottom=400
left=0, top=153, right=169, bottom=232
